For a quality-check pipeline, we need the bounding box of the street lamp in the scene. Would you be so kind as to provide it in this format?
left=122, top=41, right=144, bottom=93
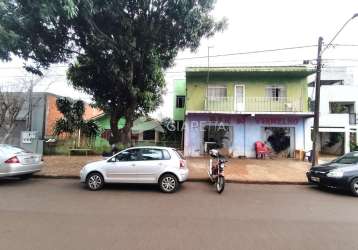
left=311, top=13, right=358, bottom=167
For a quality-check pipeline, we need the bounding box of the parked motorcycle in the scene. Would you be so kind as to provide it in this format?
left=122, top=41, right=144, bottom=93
left=208, top=149, right=227, bottom=193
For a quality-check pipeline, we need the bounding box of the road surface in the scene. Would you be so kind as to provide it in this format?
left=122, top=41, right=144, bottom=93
left=0, top=178, right=357, bottom=250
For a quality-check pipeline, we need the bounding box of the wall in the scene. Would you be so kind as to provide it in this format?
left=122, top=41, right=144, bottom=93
left=45, top=94, right=102, bottom=137
left=45, top=95, right=63, bottom=137
left=173, top=79, right=186, bottom=121
left=184, top=114, right=307, bottom=157
left=186, top=73, right=308, bottom=112
left=318, top=85, right=358, bottom=127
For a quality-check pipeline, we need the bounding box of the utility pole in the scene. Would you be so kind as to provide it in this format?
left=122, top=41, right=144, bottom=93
left=311, top=37, right=323, bottom=167
left=26, top=79, right=34, bottom=131
left=206, top=46, right=213, bottom=84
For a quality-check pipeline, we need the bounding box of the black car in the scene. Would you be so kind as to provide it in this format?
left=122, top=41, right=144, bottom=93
left=307, top=152, right=358, bottom=196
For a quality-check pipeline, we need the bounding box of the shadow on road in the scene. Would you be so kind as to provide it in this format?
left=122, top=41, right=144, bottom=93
left=306, top=184, right=353, bottom=197
left=0, top=177, right=43, bottom=187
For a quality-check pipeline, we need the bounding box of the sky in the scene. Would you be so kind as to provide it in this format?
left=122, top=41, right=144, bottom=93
left=1, top=0, right=358, bottom=119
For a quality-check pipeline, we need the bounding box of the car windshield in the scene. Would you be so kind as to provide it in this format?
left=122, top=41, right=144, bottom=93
left=332, top=152, right=358, bottom=165
left=0, top=145, right=26, bottom=155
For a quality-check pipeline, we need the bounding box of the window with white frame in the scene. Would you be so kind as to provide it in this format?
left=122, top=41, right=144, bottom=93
left=207, top=85, right=227, bottom=100
left=265, top=85, right=286, bottom=100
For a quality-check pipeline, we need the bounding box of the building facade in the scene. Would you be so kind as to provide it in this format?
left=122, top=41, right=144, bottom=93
left=1, top=92, right=100, bottom=153
left=307, top=66, right=358, bottom=155
left=173, top=79, right=186, bottom=127
left=92, top=114, right=164, bottom=149
left=184, top=66, right=314, bottom=157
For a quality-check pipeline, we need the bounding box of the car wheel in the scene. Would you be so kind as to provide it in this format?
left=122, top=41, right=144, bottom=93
left=19, top=174, right=33, bottom=180
left=350, top=178, right=358, bottom=196
left=86, top=172, right=104, bottom=191
left=159, top=174, right=178, bottom=193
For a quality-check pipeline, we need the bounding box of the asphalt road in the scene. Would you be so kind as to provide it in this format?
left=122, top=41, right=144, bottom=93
left=0, top=179, right=357, bottom=250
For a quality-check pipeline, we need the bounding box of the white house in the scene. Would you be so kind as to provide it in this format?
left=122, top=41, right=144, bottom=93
left=307, top=66, right=358, bottom=155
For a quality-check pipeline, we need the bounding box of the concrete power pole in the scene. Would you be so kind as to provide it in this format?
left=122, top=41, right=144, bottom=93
left=311, top=37, right=323, bottom=167
left=26, top=79, right=34, bottom=131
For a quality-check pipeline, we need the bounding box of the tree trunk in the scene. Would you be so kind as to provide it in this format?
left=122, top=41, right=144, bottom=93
left=120, top=118, right=133, bottom=146
left=109, top=112, right=121, bottom=145
left=1, top=125, right=15, bottom=144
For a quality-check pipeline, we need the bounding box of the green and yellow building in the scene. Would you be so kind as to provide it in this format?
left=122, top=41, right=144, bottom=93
left=183, top=66, right=315, bottom=157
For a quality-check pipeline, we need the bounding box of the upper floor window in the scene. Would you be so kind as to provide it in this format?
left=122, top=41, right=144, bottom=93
left=176, top=96, right=185, bottom=108
left=266, top=85, right=286, bottom=100
left=330, top=102, right=355, bottom=114
left=207, top=85, right=227, bottom=99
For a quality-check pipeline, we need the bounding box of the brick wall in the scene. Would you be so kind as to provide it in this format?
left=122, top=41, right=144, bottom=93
left=45, top=95, right=103, bottom=137
left=83, top=105, right=103, bottom=121
left=45, top=95, right=63, bottom=137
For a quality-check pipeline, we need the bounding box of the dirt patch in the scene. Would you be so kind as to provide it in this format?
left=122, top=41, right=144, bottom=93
left=37, top=155, right=310, bottom=183
left=38, top=156, right=102, bottom=177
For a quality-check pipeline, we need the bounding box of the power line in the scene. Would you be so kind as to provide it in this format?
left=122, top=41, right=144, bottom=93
left=331, top=43, right=358, bottom=47
left=323, top=58, right=358, bottom=62
left=175, top=45, right=318, bottom=60
left=0, top=74, right=66, bottom=78
left=2, top=43, right=358, bottom=72
left=0, top=44, right=319, bottom=72
left=0, top=43, right=357, bottom=72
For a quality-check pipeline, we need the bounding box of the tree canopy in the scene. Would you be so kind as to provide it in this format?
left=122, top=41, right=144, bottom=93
left=0, top=0, right=226, bottom=144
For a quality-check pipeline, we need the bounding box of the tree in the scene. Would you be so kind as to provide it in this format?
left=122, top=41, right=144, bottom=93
left=0, top=83, right=29, bottom=143
left=160, top=117, right=182, bottom=142
left=53, top=97, right=99, bottom=147
left=0, top=0, right=227, bottom=145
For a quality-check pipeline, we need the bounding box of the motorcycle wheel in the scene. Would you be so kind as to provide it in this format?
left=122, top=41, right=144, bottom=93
left=216, top=176, right=225, bottom=194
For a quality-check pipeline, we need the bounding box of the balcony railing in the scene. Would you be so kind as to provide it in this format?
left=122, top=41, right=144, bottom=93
left=204, top=96, right=304, bottom=112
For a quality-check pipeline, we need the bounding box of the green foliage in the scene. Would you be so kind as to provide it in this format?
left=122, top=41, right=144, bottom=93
left=0, top=0, right=226, bottom=143
left=325, top=132, right=343, bottom=148
left=53, top=97, right=99, bottom=138
left=160, top=118, right=182, bottom=142
left=350, top=133, right=358, bottom=152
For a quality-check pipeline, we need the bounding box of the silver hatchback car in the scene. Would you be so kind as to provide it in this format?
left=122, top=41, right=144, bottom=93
left=0, top=144, right=43, bottom=179
left=80, top=146, right=189, bottom=193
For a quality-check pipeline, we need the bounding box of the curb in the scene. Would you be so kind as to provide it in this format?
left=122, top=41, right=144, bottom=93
left=33, top=175, right=79, bottom=180
left=189, top=178, right=308, bottom=185
left=34, top=174, right=309, bottom=185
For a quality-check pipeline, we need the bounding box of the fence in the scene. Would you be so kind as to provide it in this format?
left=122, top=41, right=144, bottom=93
left=204, top=96, right=304, bottom=112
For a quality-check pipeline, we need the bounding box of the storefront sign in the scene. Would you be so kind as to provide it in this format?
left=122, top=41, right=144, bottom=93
left=255, top=117, right=299, bottom=125
left=199, top=115, right=299, bottom=125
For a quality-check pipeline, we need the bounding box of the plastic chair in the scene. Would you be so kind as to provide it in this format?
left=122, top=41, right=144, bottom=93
left=255, top=141, right=270, bottom=159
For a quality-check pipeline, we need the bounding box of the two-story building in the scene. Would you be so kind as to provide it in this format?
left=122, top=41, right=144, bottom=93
left=307, top=66, right=358, bottom=155
left=184, top=66, right=314, bottom=157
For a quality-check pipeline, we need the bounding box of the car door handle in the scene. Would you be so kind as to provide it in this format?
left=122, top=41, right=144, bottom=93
left=131, top=163, right=136, bottom=167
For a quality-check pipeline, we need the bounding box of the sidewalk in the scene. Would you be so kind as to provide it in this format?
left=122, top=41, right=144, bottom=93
left=37, top=156, right=310, bottom=184
left=189, top=157, right=310, bottom=184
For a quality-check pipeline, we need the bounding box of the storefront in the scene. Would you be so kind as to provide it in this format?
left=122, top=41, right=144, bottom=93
left=184, top=113, right=312, bottom=158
